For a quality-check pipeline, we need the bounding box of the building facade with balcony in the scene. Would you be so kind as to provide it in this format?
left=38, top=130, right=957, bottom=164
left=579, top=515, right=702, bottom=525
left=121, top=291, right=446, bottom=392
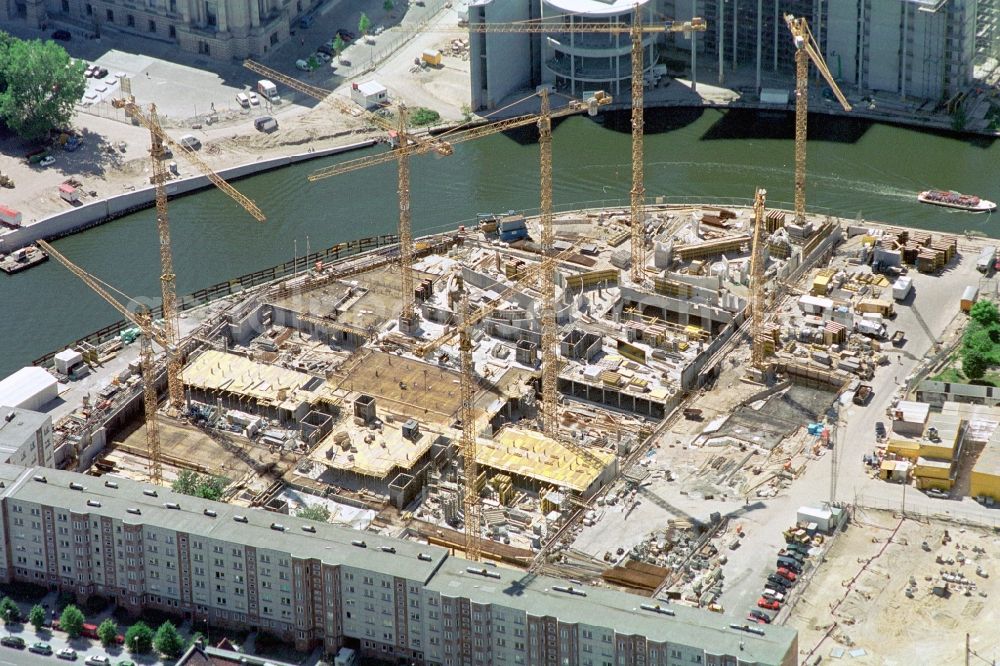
left=0, top=0, right=304, bottom=61
left=469, top=0, right=657, bottom=110
left=0, top=463, right=799, bottom=665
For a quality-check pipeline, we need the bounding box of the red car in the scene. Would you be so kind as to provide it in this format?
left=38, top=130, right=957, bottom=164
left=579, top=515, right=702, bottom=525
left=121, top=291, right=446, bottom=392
left=776, top=567, right=797, bottom=582
left=757, top=597, right=780, bottom=610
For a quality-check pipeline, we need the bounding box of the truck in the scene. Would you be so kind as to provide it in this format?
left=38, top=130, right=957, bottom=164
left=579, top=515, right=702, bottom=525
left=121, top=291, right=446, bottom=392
left=856, top=319, right=886, bottom=339
left=853, top=384, right=873, bottom=405
left=891, top=276, right=912, bottom=301
left=977, top=245, right=997, bottom=273
left=420, top=49, right=442, bottom=67
left=855, top=298, right=894, bottom=318
left=257, top=79, right=278, bottom=102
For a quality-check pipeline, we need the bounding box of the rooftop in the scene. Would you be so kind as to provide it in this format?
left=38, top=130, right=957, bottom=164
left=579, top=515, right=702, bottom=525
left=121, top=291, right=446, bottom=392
left=0, top=367, right=57, bottom=409
left=0, top=407, right=49, bottom=457
left=426, top=557, right=795, bottom=663
left=0, top=464, right=448, bottom=583
left=544, top=0, right=651, bottom=17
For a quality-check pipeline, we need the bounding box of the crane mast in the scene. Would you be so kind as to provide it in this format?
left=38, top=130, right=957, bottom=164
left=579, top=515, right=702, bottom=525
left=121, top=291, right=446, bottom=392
left=749, top=188, right=768, bottom=371
left=458, top=291, right=481, bottom=562
left=396, top=105, right=416, bottom=330
left=630, top=10, right=646, bottom=284
left=538, top=89, right=559, bottom=437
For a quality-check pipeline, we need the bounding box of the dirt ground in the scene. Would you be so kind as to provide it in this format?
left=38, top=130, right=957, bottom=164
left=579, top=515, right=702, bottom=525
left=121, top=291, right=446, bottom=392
left=787, top=509, right=1000, bottom=665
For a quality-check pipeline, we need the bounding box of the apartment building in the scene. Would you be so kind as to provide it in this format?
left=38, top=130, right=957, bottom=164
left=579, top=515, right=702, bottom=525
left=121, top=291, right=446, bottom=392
left=0, top=408, right=54, bottom=469
left=0, top=0, right=302, bottom=61
left=0, top=463, right=798, bottom=665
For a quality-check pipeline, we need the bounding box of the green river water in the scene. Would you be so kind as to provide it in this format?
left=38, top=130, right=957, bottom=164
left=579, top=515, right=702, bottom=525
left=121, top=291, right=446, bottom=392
left=2, top=108, right=997, bottom=377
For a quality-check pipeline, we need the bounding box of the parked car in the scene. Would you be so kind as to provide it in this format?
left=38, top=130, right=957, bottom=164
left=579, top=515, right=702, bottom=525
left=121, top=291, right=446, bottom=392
left=776, top=557, right=802, bottom=573
left=314, top=51, right=331, bottom=63
left=785, top=542, right=811, bottom=556
left=776, top=567, right=798, bottom=582
left=95, top=66, right=108, bottom=78
left=52, top=29, right=72, bottom=41
left=179, top=135, right=201, bottom=150
left=39, top=155, right=55, bottom=167
left=1, top=636, right=26, bottom=649
left=875, top=421, right=886, bottom=438
left=299, top=13, right=314, bottom=28
left=85, top=64, right=97, bottom=78
left=254, top=116, right=278, bottom=133
left=29, top=642, right=53, bottom=655
left=762, top=588, right=785, bottom=602
left=757, top=597, right=780, bottom=610
left=57, top=647, right=78, bottom=660
left=248, top=92, right=259, bottom=106
left=335, top=29, right=355, bottom=41
left=747, top=609, right=772, bottom=624
left=777, top=548, right=805, bottom=563
left=766, top=574, right=789, bottom=589
left=115, top=661, right=135, bottom=666
left=926, top=488, right=950, bottom=499
left=295, top=59, right=311, bottom=71
left=85, top=656, right=112, bottom=665
left=317, top=44, right=333, bottom=56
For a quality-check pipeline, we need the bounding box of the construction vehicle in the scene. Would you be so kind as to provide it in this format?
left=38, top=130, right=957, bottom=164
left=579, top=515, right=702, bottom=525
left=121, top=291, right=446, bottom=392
left=38, top=239, right=170, bottom=485
left=111, top=78, right=265, bottom=413
left=784, top=15, right=852, bottom=225
left=373, top=14, right=706, bottom=283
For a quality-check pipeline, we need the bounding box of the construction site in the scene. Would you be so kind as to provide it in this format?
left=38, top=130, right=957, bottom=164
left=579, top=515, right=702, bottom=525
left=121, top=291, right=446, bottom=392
left=5, top=10, right=1000, bottom=665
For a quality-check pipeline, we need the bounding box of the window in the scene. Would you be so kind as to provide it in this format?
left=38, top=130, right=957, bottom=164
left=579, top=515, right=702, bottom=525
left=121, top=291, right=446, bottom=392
left=148, top=20, right=156, bottom=32
left=169, top=25, right=176, bottom=38
left=126, top=14, right=134, bottom=27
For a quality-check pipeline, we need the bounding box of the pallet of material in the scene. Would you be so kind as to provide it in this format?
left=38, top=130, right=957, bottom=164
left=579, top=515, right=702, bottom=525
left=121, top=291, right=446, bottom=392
left=700, top=214, right=730, bottom=229
left=765, top=210, right=786, bottom=232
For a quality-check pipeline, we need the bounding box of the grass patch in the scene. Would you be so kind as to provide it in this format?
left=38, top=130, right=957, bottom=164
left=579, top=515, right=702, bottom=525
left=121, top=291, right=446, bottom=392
left=931, top=365, right=1000, bottom=387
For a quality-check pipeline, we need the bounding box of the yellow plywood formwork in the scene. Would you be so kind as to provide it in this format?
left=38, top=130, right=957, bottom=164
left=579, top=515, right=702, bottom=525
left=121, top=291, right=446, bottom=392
left=565, top=269, right=620, bottom=290
left=479, top=428, right=617, bottom=495
left=180, top=349, right=328, bottom=409
left=970, top=443, right=1000, bottom=501
left=914, top=457, right=952, bottom=480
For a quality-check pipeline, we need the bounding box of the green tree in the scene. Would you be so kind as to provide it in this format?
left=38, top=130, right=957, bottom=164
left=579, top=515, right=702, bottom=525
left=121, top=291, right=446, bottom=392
left=153, top=621, right=185, bottom=658
left=28, top=604, right=45, bottom=631
left=0, top=36, right=87, bottom=141
left=962, top=346, right=988, bottom=379
left=0, top=597, right=19, bottom=624
left=333, top=34, right=346, bottom=57
left=410, top=107, right=441, bottom=126
left=296, top=503, right=331, bottom=522
left=383, top=0, right=394, bottom=10
left=172, top=470, right=228, bottom=500
left=97, top=618, right=119, bottom=647
left=358, top=12, right=372, bottom=36
left=970, top=300, right=1000, bottom=329
left=125, top=622, right=154, bottom=654
left=59, top=604, right=84, bottom=638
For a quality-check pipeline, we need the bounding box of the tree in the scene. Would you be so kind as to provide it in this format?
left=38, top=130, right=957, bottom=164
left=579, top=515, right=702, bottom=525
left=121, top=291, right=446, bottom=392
left=125, top=622, right=154, bottom=654
left=97, top=618, right=119, bottom=647
left=153, top=621, right=185, bottom=659
left=28, top=604, right=45, bottom=631
left=0, top=597, right=19, bottom=624
left=172, top=470, right=228, bottom=500
left=296, top=503, right=331, bottom=522
left=333, top=34, right=346, bottom=57
left=970, top=300, right=1000, bottom=329
left=59, top=605, right=84, bottom=638
left=358, top=12, right=372, bottom=36
left=410, top=107, right=441, bottom=126
left=383, top=0, right=394, bottom=10
left=962, top=346, right=988, bottom=380
left=0, top=36, right=87, bottom=141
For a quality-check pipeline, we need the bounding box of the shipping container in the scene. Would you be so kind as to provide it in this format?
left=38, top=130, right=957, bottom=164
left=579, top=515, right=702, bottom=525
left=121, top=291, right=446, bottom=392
left=978, top=245, right=997, bottom=273
left=892, top=276, right=912, bottom=301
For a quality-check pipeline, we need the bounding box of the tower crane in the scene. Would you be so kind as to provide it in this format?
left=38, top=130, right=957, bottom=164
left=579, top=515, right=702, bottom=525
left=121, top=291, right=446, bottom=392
left=112, top=79, right=266, bottom=411
left=305, top=87, right=609, bottom=435
left=749, top=188, right=768, bottom=371
left=38, top=239, right=169, bottom=485
left=414, top=13, right=706, bottom=284
left=243, top=60, right=452, bottom=333
left=784, top=15, right=852, bottom=225
left=456, top=290, right=481, bottom=562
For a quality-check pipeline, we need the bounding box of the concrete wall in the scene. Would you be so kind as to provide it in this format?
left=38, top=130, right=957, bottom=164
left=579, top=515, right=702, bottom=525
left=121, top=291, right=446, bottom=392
left=917, top=379, right=1000, bottom=408
left=469, top=0, right=534, bottom=111
left=0, top=139, right=377, bottom=254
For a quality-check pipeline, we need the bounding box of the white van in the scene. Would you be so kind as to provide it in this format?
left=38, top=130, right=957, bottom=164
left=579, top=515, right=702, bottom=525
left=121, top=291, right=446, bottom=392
left=235, top=92, right=250, bottom=108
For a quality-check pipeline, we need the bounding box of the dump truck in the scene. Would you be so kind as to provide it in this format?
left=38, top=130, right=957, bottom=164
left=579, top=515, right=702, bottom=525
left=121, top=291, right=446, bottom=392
left=853, top=385, right=873, bottom=405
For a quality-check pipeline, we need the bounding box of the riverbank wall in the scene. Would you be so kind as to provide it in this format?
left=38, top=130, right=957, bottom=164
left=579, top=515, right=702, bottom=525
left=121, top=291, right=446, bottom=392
left=0, top=138, right=378, bottom=254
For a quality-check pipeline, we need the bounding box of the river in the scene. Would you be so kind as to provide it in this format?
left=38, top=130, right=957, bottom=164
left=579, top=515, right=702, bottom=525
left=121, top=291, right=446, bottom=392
left=3, top=108, right=997, bottom=378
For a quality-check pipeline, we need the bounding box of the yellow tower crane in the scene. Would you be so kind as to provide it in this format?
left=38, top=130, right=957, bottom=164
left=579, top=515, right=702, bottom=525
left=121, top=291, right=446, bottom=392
left=38, top=239, right=170, bottom=485
left=749, top=188, right=768, bottom=371
left=243, top=60, right=452, bottom=333
left=414, top=13, right=706, bottom=284
left=302, top=86, right=609, bottom=436
left=112, top=79, right=266, bottom=411
left=784, top=15, right=852, bottom=225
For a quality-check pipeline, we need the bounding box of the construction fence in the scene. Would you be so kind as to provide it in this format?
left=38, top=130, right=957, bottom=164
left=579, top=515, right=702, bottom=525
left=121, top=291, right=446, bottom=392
left=851, top=494, right=1000, bottom=530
